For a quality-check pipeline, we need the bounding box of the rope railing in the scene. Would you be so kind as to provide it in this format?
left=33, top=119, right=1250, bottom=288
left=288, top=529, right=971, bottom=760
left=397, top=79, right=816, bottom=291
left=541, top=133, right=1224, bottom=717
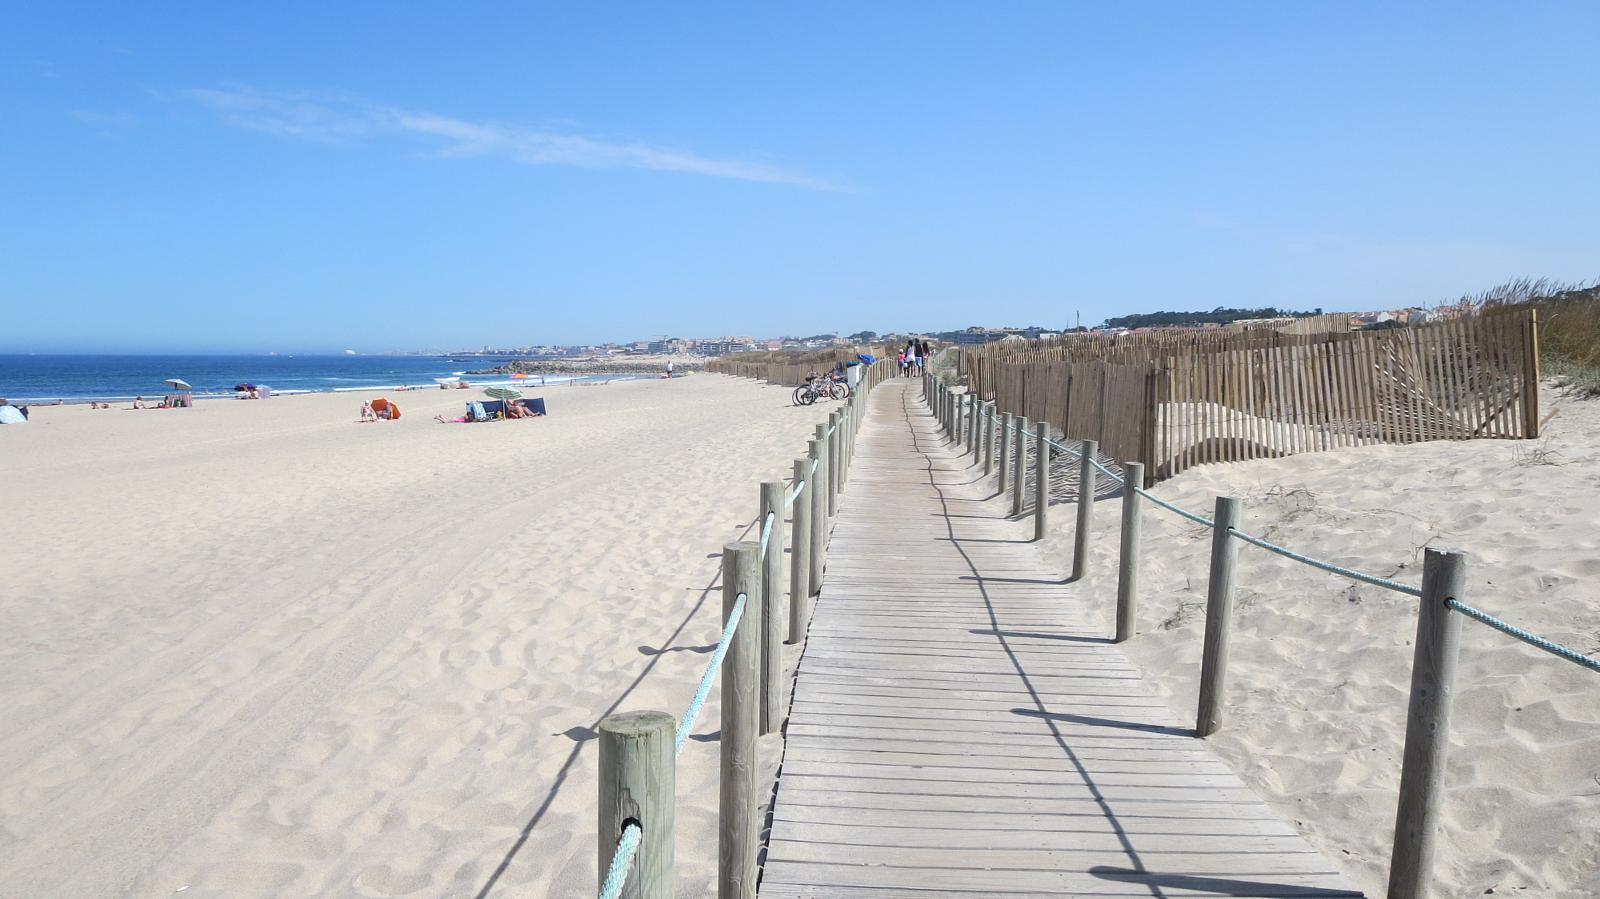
left=1445, top=598, right=1600, bottom=673
left=1227, top=526, right=1423, bottom=597
left=598, top=824, right=643, bottom=899
left=675, top=591, right=748, bottom=753
left=593, top=357, right=890, bottom=899
left=926, top=369, right=1596, bottom=899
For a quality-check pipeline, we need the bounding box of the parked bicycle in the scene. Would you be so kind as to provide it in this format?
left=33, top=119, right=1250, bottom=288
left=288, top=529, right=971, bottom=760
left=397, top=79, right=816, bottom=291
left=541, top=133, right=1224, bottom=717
left=792, top=371, right=849, bottom=405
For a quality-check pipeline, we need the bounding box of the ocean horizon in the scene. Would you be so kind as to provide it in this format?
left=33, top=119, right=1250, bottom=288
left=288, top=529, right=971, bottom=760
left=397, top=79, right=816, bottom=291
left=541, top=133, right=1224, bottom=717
left=0, top=353, right=637, bottom=403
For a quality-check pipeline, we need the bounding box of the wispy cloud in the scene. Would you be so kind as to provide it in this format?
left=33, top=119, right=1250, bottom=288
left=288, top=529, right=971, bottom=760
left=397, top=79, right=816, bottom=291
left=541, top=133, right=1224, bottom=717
left=176, top=86, right=835, bottom=189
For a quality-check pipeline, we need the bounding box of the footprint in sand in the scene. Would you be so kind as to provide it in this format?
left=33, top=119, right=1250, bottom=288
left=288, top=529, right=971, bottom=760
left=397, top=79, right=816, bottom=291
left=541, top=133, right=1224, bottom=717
left=466, top=665, right=526, bottom=691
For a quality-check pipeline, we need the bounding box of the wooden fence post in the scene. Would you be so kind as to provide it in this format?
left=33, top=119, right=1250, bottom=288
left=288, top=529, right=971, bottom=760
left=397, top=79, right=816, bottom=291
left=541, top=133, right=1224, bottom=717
left=759, top=481, right=784, bottom=734
left=1387, top=549, right=1466, bottom=899
left=1072, top=439, right=1099, bottom=580
left=969, top=396, right=981, bottom=458
left=788, top=458, right=811, bottom=644
left=719, top=542, right=760, bottom=899
left=809, top=432, right=827, bottom=596
left=1115, top=461, right=1144, bottom=642
left=983, top=402, right=995, bottom=475
left=1011, top=415, right=1029, bottom=517
left=827, top=411, right=841, bottom=517
left=598, top=710, right=675, bottom=899
left=998, top=412, right=1012, bottom=493
left=1196, top=496, right=1240, bottom=737
left=1033, top=423, right=1049, bottom=540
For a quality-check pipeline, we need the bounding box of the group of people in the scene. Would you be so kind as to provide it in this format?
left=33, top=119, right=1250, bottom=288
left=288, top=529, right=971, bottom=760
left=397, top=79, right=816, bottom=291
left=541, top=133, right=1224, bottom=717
left=897, top=338, right=931, bottom=376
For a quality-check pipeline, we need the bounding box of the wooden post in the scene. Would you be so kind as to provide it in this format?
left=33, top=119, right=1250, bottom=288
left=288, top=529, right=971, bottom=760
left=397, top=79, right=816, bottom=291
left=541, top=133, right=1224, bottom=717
left=808, top=432, right=827, bottom=595
left=788, top=458, right=811, bottom=643
left=1115, top=461, right=1144, bottom=642
left=759, top=481, right=784, bottom=734
left=998, top=412, right=1012, bottom=493
left=719, top=543, right=759, bottom=899
left=598, top=710, right=675, bottom=899
left=983, top=403, right=996, bottom=475
left=968, top=396, right=980, bottom=457
left=1387, top=549, right=1466, bottom=899
left=827, top=411, right=841, bottom=517
left=1195, top=496, right=1240, bottom=737
left=1011, top=415, right=1029, bottom=517
left=1072, top=439, right=1099, bottom=580
left=954, top=394, right=964, bottom=447
left=1033, top=423, right=1049, bottom=540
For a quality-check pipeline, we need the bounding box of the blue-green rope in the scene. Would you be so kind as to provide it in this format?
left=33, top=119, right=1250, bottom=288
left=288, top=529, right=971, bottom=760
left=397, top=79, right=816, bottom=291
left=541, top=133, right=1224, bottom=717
left=675, top=591, right=747, bottom=754
left=598, top=822, right=642, bottom=899
left=785, top=480, right=805, bottom=506
left=758, top=511, right=775, bottom=556
left=1228, top=527, right=1422, bottom=597
left=1445, top=598, right=1600, bottom=673
left=1090, top=457, right=1124, bottom=482
left=1042, top=436, right=1083, bottom=460
left=1133, top=486, right=1216, bottom=527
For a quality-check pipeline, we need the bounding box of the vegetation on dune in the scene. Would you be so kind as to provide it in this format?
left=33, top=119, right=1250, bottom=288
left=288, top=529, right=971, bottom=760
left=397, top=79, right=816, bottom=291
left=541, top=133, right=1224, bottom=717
left=1468, top=278, right=1600, bottom=396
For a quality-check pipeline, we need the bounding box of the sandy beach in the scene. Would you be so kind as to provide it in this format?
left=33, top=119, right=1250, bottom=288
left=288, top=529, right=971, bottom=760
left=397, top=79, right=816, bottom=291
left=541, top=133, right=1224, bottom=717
left=1007, top=384, right=1600, bottom=897
left=0, top=375, right=824, bottom=897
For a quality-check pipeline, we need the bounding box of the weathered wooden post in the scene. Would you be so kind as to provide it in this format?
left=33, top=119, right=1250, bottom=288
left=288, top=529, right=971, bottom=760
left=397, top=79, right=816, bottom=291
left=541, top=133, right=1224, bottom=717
left=998, top=412, right=1012, bottom=493
left=982, top=403, right=995, bottom=475
left=827, top=411, right=841, bottom=516
left=968, top=396, right=980, bottom=458
left=788, top=458, right=811, bottom=644
left=1033, top=423, right=1050, bottom=540
left=719, top=542, right=760, bottom=899
left=1115, top=461, right=1144, bottom=642
left=1196, top=496, right=1240, bottom=737
left=1011, top=415, right=1029, bottom=517
left=759, top=481, right=784, bottom=734
left=1387, top=549, right=1467, bottom=899
left=809, top=431, right=827, bottom=596
left=1072, top=439, right=1099, bottom=580
left=598, top=710, right=675, bottom=899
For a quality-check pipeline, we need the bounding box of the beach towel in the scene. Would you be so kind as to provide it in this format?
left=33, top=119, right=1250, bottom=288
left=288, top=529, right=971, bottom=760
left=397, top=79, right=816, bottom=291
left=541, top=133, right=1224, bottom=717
left=468, top=401, right=488, bottom=422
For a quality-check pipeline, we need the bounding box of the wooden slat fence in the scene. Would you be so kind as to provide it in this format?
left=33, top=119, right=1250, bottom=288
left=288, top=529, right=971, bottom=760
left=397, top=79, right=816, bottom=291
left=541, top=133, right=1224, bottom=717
left=967, top=310, right=1540, bottom=484
left=707, top=345, right=897, bottom=387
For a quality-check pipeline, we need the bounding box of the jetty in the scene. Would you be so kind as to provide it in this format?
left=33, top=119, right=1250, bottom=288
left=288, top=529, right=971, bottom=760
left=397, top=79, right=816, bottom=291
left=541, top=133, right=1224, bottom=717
left=760, top=379, right=1365, bottom=897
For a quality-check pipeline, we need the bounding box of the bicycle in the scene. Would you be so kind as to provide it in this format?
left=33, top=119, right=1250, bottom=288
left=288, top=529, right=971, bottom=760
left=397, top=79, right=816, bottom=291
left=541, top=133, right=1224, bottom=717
left=792, top=371, right=849, bottom=405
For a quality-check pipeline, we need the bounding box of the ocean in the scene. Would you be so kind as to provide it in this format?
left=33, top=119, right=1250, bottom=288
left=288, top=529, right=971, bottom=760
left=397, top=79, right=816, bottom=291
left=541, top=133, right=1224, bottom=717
left=0, top=354, right=634, bottom=404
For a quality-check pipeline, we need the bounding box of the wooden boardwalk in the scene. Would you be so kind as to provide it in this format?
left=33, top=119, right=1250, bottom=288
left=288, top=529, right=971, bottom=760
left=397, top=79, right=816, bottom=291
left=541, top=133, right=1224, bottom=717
left=760, top=380, right=1366, bottom=898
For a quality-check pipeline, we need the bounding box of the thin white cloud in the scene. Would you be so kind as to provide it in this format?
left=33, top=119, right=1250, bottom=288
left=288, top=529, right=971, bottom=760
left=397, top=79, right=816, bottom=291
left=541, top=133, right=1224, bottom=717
left=177, top=86, right=834, bottom=189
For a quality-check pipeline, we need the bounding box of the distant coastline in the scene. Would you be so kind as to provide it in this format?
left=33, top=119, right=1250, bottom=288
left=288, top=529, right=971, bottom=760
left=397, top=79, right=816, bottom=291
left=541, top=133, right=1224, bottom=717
left=0, top=354, right=646, bottom=405
left=470, top=355, right=705, bottom=376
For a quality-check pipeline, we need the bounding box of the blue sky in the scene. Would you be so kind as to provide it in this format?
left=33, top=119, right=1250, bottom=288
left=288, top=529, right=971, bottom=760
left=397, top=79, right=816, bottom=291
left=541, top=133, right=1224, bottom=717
left=3, top=3, right=1597, bottom=353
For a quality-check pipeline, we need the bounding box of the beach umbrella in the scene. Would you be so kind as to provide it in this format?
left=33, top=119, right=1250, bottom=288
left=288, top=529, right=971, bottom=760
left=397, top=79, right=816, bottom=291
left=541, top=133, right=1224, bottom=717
left=165, top=378, right=191, bottom=390
left=484, top=387, right=521, bottom=401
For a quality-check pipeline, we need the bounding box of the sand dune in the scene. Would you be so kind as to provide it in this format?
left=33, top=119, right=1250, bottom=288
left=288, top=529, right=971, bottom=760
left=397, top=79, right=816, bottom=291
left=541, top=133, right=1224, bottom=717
left=0, top=376, right=825, bottom=897
left=1013, top=385, right=1600, bottom=897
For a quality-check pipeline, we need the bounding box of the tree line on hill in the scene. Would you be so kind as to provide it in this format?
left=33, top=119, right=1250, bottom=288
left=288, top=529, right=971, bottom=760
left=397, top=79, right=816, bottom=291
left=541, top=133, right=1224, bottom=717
left=1102, top=306, right=1323, bottom=329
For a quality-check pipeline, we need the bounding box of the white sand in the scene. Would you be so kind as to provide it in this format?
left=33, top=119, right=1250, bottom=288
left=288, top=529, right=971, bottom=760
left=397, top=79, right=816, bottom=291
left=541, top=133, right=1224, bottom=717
left=1014, top=384, right=1600, bottom=897
left=0, top=375, right=825, bottom=897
